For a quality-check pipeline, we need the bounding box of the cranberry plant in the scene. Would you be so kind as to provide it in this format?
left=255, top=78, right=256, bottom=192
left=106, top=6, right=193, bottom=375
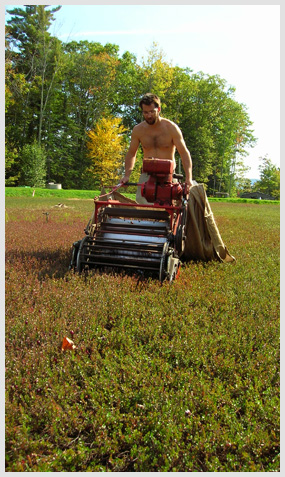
left=5, top=197, right=280, bottom=471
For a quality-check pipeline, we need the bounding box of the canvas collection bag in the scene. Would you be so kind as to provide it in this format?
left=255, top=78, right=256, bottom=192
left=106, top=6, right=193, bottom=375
left=183, top=183, right=235, bottom=263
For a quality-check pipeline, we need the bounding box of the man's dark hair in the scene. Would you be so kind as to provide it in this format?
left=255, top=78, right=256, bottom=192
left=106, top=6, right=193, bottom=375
left=139, top=93, right=161, bottom=110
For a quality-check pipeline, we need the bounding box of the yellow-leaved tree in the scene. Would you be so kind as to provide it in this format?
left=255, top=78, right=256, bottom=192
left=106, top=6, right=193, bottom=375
left=141, top=42, right=175, bottom=104
left=86, top=116, right=127, bottom=185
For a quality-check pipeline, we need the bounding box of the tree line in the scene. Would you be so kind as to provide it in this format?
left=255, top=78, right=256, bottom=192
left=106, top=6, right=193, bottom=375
left=5, top=5, right=279, bottom=197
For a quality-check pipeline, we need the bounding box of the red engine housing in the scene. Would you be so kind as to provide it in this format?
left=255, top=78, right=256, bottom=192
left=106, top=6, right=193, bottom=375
left=141, top=158, right=183, bottom=205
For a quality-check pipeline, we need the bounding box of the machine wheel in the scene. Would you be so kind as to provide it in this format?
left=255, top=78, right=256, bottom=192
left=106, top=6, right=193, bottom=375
left=159, top=242, right=169, bottom=283
left=159, top=242, right=181, bottom=283
left=175, top=205, right=187, bottom=256
left=76, top=236, right=91, bottom=273
left=69, top=240, right=81, bottom=271
left=169, top=261, right=181, bottom=283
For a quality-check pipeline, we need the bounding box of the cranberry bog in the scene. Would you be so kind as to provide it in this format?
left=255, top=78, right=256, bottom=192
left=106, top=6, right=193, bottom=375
left=5, top=193, right=280, bottom=471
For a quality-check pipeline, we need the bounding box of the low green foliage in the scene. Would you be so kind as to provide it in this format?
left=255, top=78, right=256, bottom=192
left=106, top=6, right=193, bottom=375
left=6, top=187, right=103, bottom=199
left=5, top=197, right=279, bottom=471
left=5, top=186, right=280, bottom=205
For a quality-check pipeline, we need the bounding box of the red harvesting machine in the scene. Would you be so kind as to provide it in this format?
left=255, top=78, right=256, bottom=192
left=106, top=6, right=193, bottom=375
left=70, top=158, right=188, bottom=282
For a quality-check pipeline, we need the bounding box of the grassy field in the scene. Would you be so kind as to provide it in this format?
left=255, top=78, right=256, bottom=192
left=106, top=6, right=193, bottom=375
left=5, top=186, right=280, bottom=204
left=5, top=190, right=280, bottom=471
left=5, top=187, right=103, bottom=199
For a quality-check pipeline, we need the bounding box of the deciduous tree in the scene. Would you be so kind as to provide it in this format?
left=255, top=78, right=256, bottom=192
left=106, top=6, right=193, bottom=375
left=253, top=156, right=280, bottom=199
left=19, top=141, right=47, bottom=187
left=86, top=116, right=128, bottom=186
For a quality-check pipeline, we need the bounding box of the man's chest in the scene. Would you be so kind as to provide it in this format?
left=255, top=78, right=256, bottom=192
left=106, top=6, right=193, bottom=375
left=140, top=130, right=173, bottom=150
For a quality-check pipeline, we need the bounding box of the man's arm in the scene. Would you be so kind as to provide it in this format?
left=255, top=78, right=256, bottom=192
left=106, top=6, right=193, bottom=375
left=172, top=125, right=193, bottom=187
left=120, top=127, right=140, bottom=184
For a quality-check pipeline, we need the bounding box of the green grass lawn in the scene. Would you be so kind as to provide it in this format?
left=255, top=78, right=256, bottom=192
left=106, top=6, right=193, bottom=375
left=5, top=193, right=280, bottom=471
left=5, top=186, right=279, bottom=204
left=5, top=186, right=136, bottom=200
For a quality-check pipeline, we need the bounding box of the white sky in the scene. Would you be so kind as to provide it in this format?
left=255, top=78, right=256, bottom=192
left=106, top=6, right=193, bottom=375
left=4, top=2, right=281, bottom=179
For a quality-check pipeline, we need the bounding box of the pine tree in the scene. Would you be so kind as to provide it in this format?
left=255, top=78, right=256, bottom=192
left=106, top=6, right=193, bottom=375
left=6, top=5, right=62, bottom=145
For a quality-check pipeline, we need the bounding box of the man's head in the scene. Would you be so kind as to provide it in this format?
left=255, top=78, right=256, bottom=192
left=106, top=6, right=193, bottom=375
left=139, top=93, right=161, bottom=125
left=139, top=93, right=161, bottom=110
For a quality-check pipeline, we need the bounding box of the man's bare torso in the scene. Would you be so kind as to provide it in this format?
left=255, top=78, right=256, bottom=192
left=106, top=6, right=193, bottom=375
left=134, top=118, right=176, bottom=160
left=121, top=98, right=192, bottom=186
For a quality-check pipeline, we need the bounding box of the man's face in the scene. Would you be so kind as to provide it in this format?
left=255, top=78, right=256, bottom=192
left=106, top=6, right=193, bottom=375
left=142, top=103, right=160, bottom=125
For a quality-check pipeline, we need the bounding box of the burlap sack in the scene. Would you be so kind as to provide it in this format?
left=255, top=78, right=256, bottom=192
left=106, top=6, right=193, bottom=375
left=183, top=183, right=235, bottom=263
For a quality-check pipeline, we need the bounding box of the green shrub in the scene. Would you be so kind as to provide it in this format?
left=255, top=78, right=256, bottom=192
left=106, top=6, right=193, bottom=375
left=19, top=141, right=47, bottom=187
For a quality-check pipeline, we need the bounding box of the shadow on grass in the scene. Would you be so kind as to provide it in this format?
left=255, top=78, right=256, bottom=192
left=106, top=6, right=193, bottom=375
left=6, top=248, right=154, bottom=286
left=6, top=248, right=72, bottom=280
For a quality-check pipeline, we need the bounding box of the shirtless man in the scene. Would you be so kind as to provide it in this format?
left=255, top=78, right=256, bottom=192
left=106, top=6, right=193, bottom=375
left=120, top=93, right=193, bottom=199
